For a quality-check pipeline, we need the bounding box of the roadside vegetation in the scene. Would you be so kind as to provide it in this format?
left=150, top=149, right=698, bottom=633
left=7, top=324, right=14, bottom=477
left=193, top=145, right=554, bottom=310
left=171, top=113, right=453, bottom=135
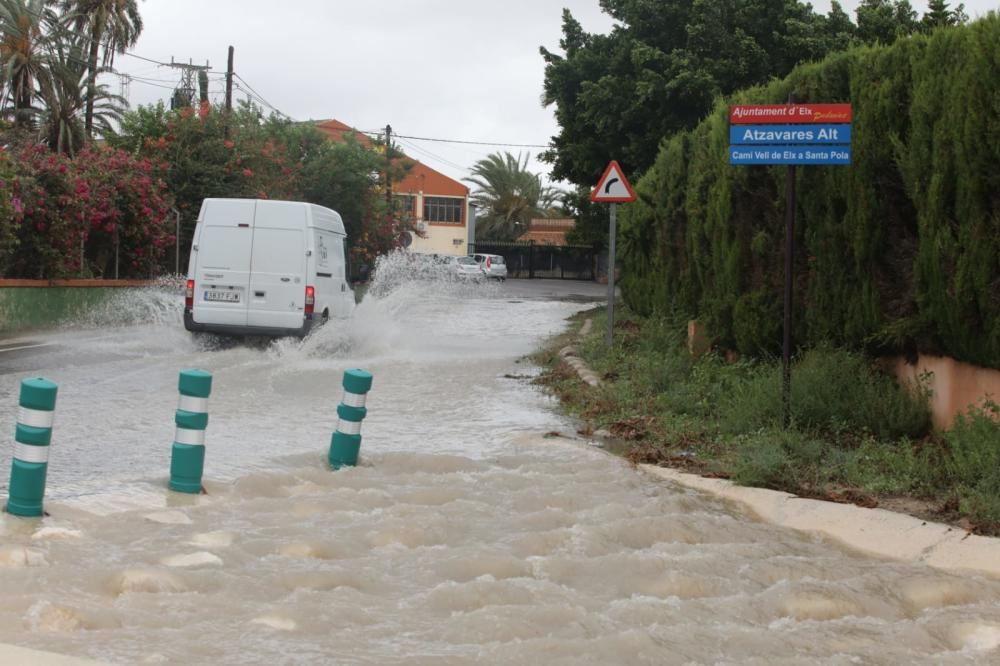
left=533, top=307, right=1000, bottom=535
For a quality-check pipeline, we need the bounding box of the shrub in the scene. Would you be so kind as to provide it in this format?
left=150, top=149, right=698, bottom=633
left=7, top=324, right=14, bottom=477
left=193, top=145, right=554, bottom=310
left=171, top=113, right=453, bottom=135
left=618, top=18, right=1000, bottom=369
left=6, top=145, right=172, bottom=278
left=841, top=436, right=944, bottom=495
left=718, top=347, right=930, bottom=439
left=946, top=402, right=1000, bottom=523
left=731, top=429, right=827, bottom=491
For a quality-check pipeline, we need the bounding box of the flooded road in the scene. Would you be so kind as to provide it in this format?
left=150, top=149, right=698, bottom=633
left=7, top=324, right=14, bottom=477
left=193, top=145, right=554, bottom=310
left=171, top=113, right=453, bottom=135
left=2, top=269, right=1000, bottom=664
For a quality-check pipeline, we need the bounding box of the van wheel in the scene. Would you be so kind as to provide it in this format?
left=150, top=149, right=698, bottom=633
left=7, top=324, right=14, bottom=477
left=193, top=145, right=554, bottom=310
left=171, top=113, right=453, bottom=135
left=322, top=309, right=330, bottom=323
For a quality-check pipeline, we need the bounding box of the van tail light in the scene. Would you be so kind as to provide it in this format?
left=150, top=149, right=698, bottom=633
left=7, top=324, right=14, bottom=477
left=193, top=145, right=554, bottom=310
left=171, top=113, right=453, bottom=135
left=304, top=285, right=315, bottom=315
left=486, top=256, right=492, bottom=269
left=185, top=279, right=194, bottom=309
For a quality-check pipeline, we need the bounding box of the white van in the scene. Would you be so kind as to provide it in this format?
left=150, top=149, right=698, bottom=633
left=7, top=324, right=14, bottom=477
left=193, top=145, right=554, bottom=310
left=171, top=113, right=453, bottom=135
left=183, top=198, right=354, bottom=338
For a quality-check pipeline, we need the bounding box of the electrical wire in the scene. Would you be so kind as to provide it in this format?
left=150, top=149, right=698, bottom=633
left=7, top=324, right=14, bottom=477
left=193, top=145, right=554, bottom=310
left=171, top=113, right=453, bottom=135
left=396, top=137, right=468, bottom=173
left=233, top=74, right=294, bottom=120
left=393, top=132, right=551, bottom=149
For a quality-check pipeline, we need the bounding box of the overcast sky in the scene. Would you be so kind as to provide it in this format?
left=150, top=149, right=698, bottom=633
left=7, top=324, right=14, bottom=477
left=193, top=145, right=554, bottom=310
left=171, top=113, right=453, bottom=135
left=115, top=0, right=998, bottom=189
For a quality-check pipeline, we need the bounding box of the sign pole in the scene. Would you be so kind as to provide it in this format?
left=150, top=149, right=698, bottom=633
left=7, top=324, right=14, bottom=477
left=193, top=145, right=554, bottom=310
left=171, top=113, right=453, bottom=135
left=782, top=134, right=797, bottom=428
left=727, top=99, right=852, bottom=428
left=606, top=203, right=617, bottom=346
left=589, top=160, right=635, bottom=348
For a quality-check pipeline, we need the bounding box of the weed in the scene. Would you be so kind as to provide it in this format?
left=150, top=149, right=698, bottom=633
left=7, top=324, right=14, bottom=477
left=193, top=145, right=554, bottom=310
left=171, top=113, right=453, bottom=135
left=945, top=401, right=1000, bottom=523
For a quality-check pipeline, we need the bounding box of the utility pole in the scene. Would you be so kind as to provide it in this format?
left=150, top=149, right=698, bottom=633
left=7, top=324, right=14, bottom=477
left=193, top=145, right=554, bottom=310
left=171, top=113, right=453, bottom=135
left=118, top=73, right=131, bottom=103
left=385, top=124, right=393, bottom=210
left=168, top=57, right=211, bottom=110
left=224, top=46, right=234, bottom=139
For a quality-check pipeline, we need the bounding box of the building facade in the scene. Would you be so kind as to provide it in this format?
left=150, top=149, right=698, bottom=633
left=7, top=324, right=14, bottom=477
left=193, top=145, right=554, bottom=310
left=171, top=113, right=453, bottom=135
left=315, top=119, right=471, bottom=257
left=392, top=161, right=471, bottom=256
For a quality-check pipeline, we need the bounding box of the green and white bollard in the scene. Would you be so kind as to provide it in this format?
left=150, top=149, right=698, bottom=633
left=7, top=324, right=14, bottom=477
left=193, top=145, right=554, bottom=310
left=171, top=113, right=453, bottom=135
left=169, top=369, right=212, bottom=494
left=5, top=378, right=58, bottom=517
left=328, top=369, right=373, bottom=469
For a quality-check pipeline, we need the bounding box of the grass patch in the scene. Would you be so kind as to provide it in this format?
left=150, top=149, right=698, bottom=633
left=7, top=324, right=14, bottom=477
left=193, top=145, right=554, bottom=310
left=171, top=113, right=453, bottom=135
left=533, top=306, right=999, bottom=535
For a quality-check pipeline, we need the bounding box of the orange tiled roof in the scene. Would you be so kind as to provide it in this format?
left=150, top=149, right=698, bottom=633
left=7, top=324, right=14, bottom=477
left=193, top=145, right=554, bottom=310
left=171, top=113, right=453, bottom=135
left=393, top=160, right=468, bottom=197
left=516, top=218, right=576, bottom=245
left=315, top=119, right=372, bottom=148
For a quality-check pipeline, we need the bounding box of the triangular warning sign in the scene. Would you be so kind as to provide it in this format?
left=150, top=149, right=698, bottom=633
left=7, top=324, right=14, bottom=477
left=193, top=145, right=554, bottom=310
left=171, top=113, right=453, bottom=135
left=590, top=160, right=636, bottom=203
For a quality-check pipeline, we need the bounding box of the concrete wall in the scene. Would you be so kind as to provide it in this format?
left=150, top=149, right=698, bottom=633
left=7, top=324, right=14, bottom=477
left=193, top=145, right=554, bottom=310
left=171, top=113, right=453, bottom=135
left=0, top=279, right=156, bottom=334
left=890, top=354, right=1000, bottom=429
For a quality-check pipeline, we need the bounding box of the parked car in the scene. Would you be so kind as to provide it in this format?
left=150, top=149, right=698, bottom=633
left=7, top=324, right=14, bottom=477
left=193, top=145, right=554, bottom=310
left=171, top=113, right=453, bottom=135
left=445, top=255, right=486, bottom=281
left=471, top=253, right=507, bottom=281
left=404, top=252, right=449, bottom=280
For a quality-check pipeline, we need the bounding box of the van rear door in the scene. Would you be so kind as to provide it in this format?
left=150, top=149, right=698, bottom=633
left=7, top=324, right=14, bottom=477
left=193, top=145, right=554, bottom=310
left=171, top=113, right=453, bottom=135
left=192, top=199, right=254, bottom=327
left=247, top=202, right=307, bottom=330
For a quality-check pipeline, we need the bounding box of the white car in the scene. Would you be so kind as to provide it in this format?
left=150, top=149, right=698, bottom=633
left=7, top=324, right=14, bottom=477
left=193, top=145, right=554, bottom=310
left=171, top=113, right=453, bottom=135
left=445, top=255, right=486, bottom=281
left=471, top=253, right=507, bottom=281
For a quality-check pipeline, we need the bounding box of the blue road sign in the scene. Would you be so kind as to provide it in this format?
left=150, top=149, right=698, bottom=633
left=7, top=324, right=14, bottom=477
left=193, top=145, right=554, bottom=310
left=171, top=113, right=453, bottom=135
left=730, top=124, right=851, bottom=145
left=729, top=145, right=852, bottom=166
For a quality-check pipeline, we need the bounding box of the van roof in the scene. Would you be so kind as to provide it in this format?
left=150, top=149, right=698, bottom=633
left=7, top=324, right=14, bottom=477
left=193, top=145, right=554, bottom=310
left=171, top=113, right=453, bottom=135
left=200, top=198, right=345, bottom=235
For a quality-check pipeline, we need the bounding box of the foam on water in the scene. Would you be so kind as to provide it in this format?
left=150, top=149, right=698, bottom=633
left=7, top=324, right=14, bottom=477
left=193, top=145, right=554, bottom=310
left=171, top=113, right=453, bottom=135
left=4, top=269, right=1000, bottom=664
left=3, top=442, right=1000, bottom=664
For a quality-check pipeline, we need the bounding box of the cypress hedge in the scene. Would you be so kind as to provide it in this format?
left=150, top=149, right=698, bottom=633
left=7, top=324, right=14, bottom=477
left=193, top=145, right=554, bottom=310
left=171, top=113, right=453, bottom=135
left=618, top=16, right=1000, bottom=369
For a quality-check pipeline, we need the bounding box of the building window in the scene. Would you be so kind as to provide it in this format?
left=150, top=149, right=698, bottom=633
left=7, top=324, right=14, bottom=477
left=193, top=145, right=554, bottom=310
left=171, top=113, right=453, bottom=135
left=424, top=196, right=463, bottom=224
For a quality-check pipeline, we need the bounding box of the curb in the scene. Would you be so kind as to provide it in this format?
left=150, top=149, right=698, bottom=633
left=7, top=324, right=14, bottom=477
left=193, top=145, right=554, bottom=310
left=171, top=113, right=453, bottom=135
left=0, top=644, right=109, bottom=665
left=640, top=464, right=1000, bottom=579
left=559, top=318, right=601, bottom=387
left=554, top=320, right=1000, bottom=578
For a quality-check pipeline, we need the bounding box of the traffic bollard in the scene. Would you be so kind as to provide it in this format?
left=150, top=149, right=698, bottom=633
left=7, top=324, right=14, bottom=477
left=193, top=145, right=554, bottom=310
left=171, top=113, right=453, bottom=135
left=328, top=369, right=373, bottom=469
left=5, top=378, right=59, bottom=517
left=169, top=369, right=212, bottom=494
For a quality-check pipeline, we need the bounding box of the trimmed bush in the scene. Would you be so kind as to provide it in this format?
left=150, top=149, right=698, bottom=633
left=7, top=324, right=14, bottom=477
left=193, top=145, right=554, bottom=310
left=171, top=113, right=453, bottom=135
left=618, top=17, right=1000, bottom=369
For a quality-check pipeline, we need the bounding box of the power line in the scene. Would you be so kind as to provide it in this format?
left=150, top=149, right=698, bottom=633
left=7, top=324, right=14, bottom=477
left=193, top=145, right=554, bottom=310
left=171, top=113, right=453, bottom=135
left=396, top=137, right=468, bottom=173
left=233, top=74, right=293, bottom=120
left=121, top=51, right=174, bottom=68
left=393, top=132, right=551, bottom=149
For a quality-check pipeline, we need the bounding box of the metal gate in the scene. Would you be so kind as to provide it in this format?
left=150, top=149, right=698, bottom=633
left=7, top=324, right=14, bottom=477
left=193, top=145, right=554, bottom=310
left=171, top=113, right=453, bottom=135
left=469, top=241, right=597, bottom=281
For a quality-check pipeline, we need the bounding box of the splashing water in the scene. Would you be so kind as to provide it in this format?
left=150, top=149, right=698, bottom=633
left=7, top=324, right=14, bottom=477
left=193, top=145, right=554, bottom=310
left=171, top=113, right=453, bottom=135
left=7, top=268, right=997, bottom=665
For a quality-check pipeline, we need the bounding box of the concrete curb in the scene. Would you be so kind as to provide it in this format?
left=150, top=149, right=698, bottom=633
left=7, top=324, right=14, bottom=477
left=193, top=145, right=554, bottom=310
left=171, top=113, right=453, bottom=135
left=640, top=464, right=1000, bottom=579
left=555, top=319, right=1000, bottom=578
left=0, top=644, right=109, bottom=665
left=559, top=318, right=601, bottom=387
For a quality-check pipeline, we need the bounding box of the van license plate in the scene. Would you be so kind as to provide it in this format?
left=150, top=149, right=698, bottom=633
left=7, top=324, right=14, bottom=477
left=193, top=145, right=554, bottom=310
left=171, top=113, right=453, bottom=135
left=205, top=290, right=240, bottom=303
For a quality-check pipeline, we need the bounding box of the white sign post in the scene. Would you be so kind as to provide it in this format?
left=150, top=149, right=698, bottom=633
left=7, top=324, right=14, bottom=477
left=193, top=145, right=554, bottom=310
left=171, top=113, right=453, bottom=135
left=591, top=161, right=636, bottom=346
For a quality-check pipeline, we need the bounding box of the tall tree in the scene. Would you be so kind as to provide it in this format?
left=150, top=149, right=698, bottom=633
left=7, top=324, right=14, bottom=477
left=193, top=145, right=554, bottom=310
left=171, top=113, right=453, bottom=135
left=37, top=29, right=124, bottom=153
left=922, top=0, right=967, bottom=29
left=540, top=1, right=859, bottom=187
left=61, top=0, right=142, bottom=138
left=464, top=152, right=559, bottom=242
left=855, top=0, right=919, bottom=44
left=0, top=0, right=57, bottom=127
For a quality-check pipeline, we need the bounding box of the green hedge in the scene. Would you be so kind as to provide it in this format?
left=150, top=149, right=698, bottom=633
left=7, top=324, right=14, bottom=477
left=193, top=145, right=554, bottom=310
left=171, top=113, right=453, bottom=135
left=618, top=16, right=1000, bottom=369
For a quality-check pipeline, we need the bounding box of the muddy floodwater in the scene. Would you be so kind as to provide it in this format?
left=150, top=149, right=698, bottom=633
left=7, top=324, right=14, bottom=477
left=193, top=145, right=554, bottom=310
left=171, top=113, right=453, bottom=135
left=2, top=266, right=999, bottom=664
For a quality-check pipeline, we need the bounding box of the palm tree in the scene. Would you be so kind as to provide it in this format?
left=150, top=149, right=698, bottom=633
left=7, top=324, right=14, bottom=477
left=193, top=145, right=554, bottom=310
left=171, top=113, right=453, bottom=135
left=464, top=152, right=561, bottom=242
left=37, top=29, right=124, bottom=153
left=0, top=0, right=58, bottom=127
left=60, top=0, right=141, bottom=137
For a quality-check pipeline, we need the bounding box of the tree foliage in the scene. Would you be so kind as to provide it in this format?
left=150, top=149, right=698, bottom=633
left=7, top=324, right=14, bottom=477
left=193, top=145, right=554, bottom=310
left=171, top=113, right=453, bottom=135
left=109, top=101, right=402, bottom=273
left=539, top=0, right=965, bottom=189
left=0, top=0, right=129, bottom=148
left=464, top=151, right=560, bottom=242
left=2, top=142, right=171, bottom=278
left=616, top=16, right=1000, bottom=369
left=60, top=0, right=142, bottom=137
left=539, top=0, right=863, bottom=187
